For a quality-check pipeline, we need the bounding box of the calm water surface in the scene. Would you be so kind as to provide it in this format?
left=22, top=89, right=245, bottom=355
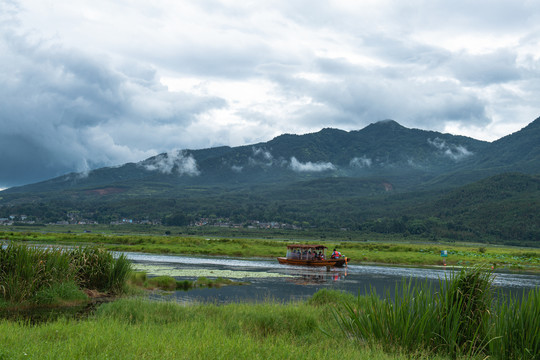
left=124, top=252, right=540, bottom=304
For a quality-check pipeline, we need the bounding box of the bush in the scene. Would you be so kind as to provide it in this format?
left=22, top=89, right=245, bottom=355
left=176, top=279, right=193, bottom=291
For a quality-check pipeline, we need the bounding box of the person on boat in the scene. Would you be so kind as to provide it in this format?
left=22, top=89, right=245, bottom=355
left=331, top=248, right=341, bottom=259
left=319, top=251, right=325, bottom=260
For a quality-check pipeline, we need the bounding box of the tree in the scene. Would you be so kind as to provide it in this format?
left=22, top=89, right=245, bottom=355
left=164, top=213, right=189, bottom=226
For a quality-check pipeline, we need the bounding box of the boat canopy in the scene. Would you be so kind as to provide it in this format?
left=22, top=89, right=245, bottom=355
left=286, top=244, right=327, bottom=250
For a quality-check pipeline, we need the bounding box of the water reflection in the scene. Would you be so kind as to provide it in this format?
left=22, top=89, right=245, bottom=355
left=124, top=252, right=539, bottom=304
left=287, top=270, right=347, bottom=285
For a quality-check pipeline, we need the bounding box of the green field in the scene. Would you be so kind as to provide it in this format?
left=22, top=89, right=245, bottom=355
left=1, top=227, right=539, bottom=272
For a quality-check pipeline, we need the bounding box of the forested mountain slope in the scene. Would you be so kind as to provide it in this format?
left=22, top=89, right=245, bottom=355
left=1, top=117, right=539, bottom=246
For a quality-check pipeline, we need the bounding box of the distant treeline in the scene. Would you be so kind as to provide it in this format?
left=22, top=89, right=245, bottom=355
left=1, top=173, right=538, bottom=247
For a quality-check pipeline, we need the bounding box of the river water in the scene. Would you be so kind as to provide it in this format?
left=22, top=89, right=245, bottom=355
left=125, top=252, right=540, bottom=304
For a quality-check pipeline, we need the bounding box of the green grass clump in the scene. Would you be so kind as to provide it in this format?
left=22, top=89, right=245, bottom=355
left=176, top=279, right=193, bottom=291
left=334, top=267, right=538, bottom=359
left=488, top=287, right=540, bottom=359
left=307, top=288, right=355, bottom=307
left=128, top=272, right=148, bottom=287
left=0, top=242, right=132, bottom=306
left=33, top=281, right=88, bottom=305
left=145, top=276, right=177, bottom=291
left=0, top=243, right=73, bottom=303
left=69, top=247, right=131, bottom=293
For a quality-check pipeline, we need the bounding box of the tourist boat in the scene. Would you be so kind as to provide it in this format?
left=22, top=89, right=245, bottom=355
left=277, top=244, right=349, bottom=267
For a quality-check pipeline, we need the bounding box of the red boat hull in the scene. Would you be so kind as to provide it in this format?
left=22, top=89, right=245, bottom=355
left=277, top=257, right=348, bottom=267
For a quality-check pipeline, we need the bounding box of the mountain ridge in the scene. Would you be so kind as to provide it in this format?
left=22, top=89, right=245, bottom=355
left=2, top=119, right=493, bottom=194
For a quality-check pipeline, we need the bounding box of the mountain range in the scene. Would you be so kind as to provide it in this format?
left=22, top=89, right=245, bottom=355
left=1, top=117, right=539, bottom=246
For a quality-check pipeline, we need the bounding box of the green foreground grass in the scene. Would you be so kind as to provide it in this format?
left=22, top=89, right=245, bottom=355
left=1, top=252, right=538, bottom=360
left=0, top=296, right=446, bottom=360
left=1, top=281, right=538, bottom=360
left=2, top=228, right=539, bottom=271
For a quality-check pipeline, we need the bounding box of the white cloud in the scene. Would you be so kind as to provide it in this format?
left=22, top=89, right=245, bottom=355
left=252, top=147, right=273, bottom=161
left=248, top=147, right=275, bottom=167
left=141, top=150, right=200, bottom=176
left=231, top=165, right=243, bottom=173
left=428, top=138, right=473, bottom=161
left=350, top=156, right=372, bottom=168
left=289, top=157, right=336, bottom=172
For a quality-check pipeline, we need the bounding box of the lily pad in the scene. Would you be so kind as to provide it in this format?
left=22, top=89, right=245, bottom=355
left=133, top=264, right=292, bottom=279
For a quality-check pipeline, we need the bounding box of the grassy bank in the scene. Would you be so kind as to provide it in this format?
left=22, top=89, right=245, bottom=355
left=2, top=229, right=539, bottom=271
left=1, top=269, right=538, bottom=359
left=0, top=243, right=131, bottom=307
left=0, top=295, right=445, bottom=360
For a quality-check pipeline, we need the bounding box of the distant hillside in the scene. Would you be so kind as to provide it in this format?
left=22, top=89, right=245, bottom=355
left=421, top=117, right=540, bottom=189
left=416, top=173, right=540, bottom=246
left=475, top=116, right=540, bottom=173
left=2, top=119, right=490, bottom=196
left=1, top=117, right=539, bottom=247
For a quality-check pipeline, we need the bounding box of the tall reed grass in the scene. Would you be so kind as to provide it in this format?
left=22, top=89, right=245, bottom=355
left=489, top=287, right=540, bottom=359
left=0, top=242, right=132, bottom=305
left=334, top=267, right=538, bottom=359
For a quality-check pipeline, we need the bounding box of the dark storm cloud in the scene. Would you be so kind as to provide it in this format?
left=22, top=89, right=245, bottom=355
left=449, top=50, right=522, bottom=85
left=0, top=29, right=225, bottom=187
left=264, top=54, right=490, bottom=131
left=1, top=0, right=540, bottom=188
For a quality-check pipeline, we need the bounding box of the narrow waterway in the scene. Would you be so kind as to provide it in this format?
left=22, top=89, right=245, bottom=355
left=125, top=252, right=540, bottom=304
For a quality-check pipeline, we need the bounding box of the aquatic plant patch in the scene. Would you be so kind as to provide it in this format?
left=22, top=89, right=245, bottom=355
left=132, top=264, right=292, bottom=279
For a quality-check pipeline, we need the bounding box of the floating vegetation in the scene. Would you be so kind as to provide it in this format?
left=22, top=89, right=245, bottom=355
left=132, top=264, right=292, bottom=279
left=128, top=272, right=248, bottom=292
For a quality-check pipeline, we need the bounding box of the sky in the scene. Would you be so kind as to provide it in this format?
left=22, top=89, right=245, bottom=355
left=1, top=0, right=540, bottom=189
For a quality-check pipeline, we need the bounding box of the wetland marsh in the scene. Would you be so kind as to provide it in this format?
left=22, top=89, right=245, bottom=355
left=126, top=252, right=540, bottom=304
left=1, top=241, right=539, bottom=359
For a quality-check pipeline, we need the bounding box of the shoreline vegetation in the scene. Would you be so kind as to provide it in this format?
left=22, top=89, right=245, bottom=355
left=1, top=250, right=538, bottom=359
left=0, top=242, right=246, bottom=311
left=0, top=243, right=538, bottom=359
left=1, top=227, right=539, bottom=272
left=0, top=243, right=131, bottom=309
left=128, top=272, right=248, bottom=292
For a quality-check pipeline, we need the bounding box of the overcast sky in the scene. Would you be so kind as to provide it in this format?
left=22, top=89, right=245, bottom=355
left=1, top=0, right=540, bottom=188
